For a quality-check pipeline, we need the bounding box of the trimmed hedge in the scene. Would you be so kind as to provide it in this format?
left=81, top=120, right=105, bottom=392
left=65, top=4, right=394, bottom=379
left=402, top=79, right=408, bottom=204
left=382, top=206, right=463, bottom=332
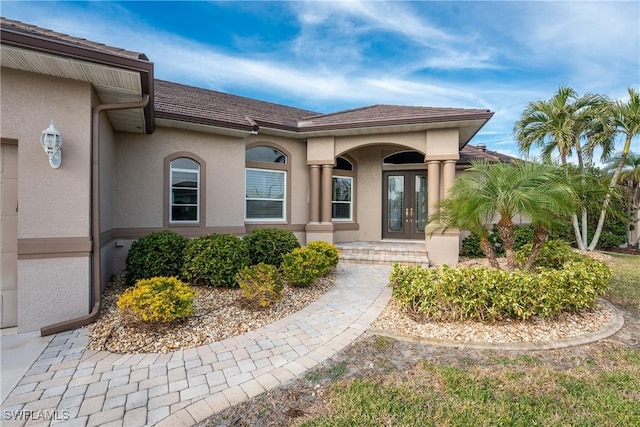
left=182, top=234, right=250, bottom=287
left=390, top=254, right=611, bottom=321
left=243, top=228, right=300, bottom=266
left=117, top=276, right=195, bottom=323
left=125, top=231, right=188, bottom=285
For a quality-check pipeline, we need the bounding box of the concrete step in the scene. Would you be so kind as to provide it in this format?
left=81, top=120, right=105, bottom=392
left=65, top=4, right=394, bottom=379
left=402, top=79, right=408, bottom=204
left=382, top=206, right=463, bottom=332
left=336, top=241, right=430, bottom=267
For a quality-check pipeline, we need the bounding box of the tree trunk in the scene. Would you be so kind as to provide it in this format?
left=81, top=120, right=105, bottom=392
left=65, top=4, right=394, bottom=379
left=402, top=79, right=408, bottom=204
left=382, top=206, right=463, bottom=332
left=572, top=213, right=586, bottom=250
left=576, top=140, right=589, bottom=249
left=523, top=225, right=548, bottom=271
left=497, top=220, right=515, bottom=272
left=479, top=237, right=500, bottom=269
left=562, top=155, right=586, bottom=250
left=588, top=135, right=632, bottom=251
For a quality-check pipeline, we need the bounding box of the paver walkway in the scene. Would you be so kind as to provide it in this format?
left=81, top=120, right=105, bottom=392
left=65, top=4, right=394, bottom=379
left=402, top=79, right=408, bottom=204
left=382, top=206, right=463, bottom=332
left=0, top=264, right=391, bottom=426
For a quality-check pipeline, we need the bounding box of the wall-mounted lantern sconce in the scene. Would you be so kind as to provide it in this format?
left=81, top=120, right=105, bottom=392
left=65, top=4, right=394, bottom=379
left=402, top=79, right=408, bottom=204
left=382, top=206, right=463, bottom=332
left=40, top=120, right=63, bottom=168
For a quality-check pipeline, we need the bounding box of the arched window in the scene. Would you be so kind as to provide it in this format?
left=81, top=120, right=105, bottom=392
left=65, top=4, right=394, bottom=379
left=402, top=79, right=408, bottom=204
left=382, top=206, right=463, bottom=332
left=245, top=145, right=289, bottom=221
left=332, top=156, right=355, bottom=221
left=169, top=157, right=200, bottom=223
left=383, top=150, right=425, bottom=165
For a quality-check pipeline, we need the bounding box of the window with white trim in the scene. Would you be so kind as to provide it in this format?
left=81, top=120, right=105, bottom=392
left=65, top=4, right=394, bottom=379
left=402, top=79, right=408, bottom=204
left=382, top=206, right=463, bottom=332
left=332, top=176, right=352, bottom=220
left=332, top=156, right=355, bottom=221
left=245, top=168, right=286, bottom=220
left=170, top=158, right=200, bottom=223
left=245, top=145, right=288, bottom=221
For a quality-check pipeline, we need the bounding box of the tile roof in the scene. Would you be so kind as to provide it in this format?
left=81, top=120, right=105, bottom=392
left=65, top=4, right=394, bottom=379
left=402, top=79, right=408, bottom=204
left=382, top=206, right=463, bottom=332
left=299, top=104, right=493, bottom=130
left=459, top=144, right=518, bottom=164
left=0, top=17, right=148, bottom=61
left=154, top=80, right=319, bottom=132
left=154, top=80, right=493, bottom=134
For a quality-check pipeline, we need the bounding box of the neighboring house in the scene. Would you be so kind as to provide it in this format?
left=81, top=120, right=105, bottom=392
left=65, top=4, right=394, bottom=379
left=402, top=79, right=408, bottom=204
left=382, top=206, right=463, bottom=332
left=0, top=18, right=496, bottom=334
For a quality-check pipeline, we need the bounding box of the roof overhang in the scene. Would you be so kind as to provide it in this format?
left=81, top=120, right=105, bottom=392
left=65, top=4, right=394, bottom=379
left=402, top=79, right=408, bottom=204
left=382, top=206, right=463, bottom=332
left=257, top=117, right=492, bottom=147
left=0, top=26, right=154, bottom=134
left=155, top=117, right=258, bottom=138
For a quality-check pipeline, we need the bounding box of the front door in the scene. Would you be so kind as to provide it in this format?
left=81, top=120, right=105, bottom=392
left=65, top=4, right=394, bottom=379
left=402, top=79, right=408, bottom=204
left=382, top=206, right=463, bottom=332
left=383, top=171, right=427, bottom=240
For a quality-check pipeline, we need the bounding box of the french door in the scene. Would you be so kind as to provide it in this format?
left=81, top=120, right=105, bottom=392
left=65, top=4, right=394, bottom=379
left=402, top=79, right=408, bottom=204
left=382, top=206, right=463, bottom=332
left=382, top=171, right=427, bottom=240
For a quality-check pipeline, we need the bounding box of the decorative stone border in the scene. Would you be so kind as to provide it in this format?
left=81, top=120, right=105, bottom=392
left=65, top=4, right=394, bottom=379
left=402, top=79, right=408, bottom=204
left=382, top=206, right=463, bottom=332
left=368, top=299, right=625, bottom=351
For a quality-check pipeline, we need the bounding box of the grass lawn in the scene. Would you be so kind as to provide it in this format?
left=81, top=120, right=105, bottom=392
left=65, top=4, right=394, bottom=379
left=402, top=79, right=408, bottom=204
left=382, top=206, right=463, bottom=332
left=301, top=255, right=640, bottom=427
left=605, top=253, right=640, bottom=309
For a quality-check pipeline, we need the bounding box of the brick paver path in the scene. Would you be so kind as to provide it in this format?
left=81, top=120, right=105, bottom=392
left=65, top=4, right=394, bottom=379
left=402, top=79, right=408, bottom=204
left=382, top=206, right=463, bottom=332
left=1, top=264, right=391, bottom=426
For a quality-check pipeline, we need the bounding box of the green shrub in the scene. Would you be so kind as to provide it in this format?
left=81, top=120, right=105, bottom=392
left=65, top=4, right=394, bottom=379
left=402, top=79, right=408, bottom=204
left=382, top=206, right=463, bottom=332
left=460, top=226, right=534, bottom=258
left=117, top=276, right=196, bottom=323
left=389, top=256, right=611, bottom=321
left=306, top=241, right=340, bottom=269
left=236, top=263, right=284, bottom=308
left=125, top=231, right=188, bottom=285
left=597, top=231, right=626, bottom=249
left=182, top=234, right=250, bottom=287
left=514, top=239, right=582, bottom=270
left=460, top=233, right=485, bottom=258
left=281, top=247, right=331, bottom=287
left=244, top=228, right=300, bottom=266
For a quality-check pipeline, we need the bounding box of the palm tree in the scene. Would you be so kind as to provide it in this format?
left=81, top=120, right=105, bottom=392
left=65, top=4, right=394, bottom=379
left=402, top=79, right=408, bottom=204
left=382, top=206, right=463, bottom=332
left=514, top=86, right=612, bottom=250
left=589, top=89, right=640, bottom=250
left=431, top=160, right=577, bottom=271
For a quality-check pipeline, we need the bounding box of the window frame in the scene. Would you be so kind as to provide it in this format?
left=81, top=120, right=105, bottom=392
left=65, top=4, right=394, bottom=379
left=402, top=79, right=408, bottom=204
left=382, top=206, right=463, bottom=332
left=245, top=167, right=287, bottom=221
left=331, top=175, right=353, bottom=221
left=332, top=156, right=356, bottom=223
left=164, top=152, right=206, bottom=228
left=245, top=142, right=291, bottom=223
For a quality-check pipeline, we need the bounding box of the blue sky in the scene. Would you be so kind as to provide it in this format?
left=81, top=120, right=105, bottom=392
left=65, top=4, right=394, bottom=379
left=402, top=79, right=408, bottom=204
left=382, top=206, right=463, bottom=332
left=3, top=1, right=639, bottom=160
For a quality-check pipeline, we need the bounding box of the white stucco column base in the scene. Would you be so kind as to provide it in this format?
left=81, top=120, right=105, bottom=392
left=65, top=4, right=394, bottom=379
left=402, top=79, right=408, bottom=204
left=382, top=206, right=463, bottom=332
left=425, top=232, right=460, bottom=266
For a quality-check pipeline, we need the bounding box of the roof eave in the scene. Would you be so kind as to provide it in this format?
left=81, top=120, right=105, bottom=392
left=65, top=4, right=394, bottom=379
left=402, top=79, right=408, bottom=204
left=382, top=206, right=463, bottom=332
left=1, top=27, right=155, bottom=134
left=155, top=112, right=259, bottom=136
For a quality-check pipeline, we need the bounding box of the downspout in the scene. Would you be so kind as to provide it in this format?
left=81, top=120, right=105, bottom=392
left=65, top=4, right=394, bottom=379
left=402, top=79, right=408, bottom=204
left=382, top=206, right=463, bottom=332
left=41, top=95, right=150, bottom=336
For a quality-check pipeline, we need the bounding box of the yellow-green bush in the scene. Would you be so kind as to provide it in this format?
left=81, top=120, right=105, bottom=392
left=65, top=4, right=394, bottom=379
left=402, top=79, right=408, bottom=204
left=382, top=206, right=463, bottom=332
left=390, top=256, right=611, bottom=321
left=306, top=241, right=340, bottom=269
left=236, top=263, right=284, bottom=308
left=117, top=276, right=196, bottom=323
left=281, top=247, right=331, bottom=287
left=514, top=239, right=582, bottom=270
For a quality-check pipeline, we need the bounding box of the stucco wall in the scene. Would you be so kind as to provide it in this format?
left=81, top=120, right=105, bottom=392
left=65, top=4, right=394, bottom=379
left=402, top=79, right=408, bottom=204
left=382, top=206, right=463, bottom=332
left=1, top=68, right=92, bottom=332
left=17, top=258, right=90, bottom=332
left=98, top=92, right=118, bottom=286
left=114, top=127, right=246, bottom=229
left=114, top=129, right=310, bottom=233
left=1, top=68, right=92, bottom=238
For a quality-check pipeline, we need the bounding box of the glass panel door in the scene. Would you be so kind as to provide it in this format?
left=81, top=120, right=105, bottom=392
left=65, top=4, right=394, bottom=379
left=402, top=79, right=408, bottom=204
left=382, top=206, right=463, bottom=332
left=383, top=171, right=427, bottom=239
left=415, top=174, right=427, bottom=234
left=387, top=175, right=404, bottom=233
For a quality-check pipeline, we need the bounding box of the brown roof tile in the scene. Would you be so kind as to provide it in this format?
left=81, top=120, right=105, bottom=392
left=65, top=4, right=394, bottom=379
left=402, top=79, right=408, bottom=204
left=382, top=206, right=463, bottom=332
left=300, top=104, right=493, bottom=130
left=154, top=79, right=319, bottom=131
left=459, top=144, right=517, bottom=164
left=154, top=80, right=494, bottom=134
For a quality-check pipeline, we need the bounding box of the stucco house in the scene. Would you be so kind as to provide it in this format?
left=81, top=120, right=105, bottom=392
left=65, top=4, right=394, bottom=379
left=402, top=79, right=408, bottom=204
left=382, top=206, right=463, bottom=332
left=0, top=18, right=498, bottom=334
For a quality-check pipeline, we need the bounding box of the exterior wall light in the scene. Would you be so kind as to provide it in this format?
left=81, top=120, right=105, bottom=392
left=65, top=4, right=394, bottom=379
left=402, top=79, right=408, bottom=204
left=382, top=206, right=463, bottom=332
left=40, top=120, right=63, bottom=168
